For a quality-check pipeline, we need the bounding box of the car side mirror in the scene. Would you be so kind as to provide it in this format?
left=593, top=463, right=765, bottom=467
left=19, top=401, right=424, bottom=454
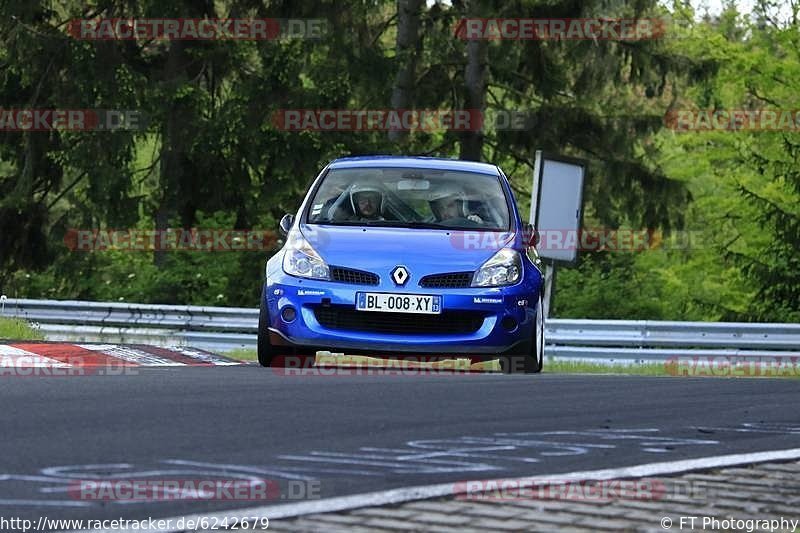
left=279, top=214, right=294, bottom=236
left=522, top=223, right=538, bottom=247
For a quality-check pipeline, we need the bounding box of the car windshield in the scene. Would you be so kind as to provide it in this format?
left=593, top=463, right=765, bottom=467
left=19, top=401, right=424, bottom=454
left=306, top=167, right=511, bottom=231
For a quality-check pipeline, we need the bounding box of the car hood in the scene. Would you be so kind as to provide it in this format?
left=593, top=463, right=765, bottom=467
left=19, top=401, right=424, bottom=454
left=300, top=224, right=515, bottom=273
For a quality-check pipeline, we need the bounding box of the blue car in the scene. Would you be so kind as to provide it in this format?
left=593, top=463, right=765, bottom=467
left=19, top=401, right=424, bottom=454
left=259, top=156, right=544, bottom=373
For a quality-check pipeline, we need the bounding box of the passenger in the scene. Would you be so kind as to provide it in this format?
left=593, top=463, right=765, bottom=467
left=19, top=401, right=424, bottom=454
left=429, top=185, right=484, bottom=223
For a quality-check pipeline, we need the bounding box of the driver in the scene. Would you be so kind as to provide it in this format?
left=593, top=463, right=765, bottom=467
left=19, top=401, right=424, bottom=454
left=429, top=185, right=483, bottom=223
left=349, top=183, right=385, bottom=221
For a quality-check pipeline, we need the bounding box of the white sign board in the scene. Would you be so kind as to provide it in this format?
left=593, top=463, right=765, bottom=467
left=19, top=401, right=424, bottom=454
left=530, top=151, right=586, bottom=265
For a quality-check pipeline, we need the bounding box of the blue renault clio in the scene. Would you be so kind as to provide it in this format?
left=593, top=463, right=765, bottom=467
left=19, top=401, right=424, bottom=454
left=260, top=156, right=544, bottom=373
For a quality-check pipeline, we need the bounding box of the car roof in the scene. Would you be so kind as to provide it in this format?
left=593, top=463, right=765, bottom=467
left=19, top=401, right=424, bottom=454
left=329, top=156, right=500, bottom=176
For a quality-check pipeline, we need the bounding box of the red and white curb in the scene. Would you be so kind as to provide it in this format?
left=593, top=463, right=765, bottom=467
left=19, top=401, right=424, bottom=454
left=0, top=342, right=241, bottom=368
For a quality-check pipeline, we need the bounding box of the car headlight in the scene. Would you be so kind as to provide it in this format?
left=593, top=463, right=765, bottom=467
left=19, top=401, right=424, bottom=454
left=282, top=231, right=330, bottom=280
left=471, top=248, right=522, bottom=287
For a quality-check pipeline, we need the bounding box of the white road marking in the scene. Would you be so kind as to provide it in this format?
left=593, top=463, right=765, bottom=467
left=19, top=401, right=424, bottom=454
left=276, top=452, right=498, bottom=473
left=0, top=499, right=92, bottom=507
left=362, top=446, right=544, bottom=464
left=275, top=430, right=716, bottom=477
left=75, top=447, right=800, bottom=532
left=697, top=424, right=800, bottom=435
left=0, top=475, right=74, bottom=483
left=163, top=459, right=321, bottom=482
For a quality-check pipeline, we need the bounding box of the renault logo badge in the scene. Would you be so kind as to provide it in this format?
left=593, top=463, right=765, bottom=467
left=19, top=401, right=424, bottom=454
left=391, top=266, right=409, bottom=286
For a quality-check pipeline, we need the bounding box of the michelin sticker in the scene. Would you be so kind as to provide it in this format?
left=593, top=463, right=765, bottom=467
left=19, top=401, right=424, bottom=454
left=473, top=297, right=502, bottom=304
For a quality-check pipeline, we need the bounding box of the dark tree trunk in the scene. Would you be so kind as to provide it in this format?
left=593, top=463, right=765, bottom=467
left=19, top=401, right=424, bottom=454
left=389, top=0, right=423, bottom=144
left=459, top=1, right=488, bottom=161
left=154, top=41, right=189, bottom=268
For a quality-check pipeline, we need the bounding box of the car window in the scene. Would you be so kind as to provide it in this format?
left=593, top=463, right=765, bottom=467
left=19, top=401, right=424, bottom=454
left=306, top=167, right=511, bottom=231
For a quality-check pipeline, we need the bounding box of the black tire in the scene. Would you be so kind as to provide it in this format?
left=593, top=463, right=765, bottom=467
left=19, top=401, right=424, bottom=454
left=532, top=294, right=544, bottom=373
left=501, top=295, right=544, bottom=374
left=258, top=284, right=276, bottom=367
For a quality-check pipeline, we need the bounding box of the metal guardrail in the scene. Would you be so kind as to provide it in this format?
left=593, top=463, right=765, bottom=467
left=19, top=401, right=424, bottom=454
left=2, top=298, right=799, bottom=361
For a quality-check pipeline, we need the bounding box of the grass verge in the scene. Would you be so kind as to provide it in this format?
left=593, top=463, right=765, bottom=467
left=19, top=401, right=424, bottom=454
left=545, top=359, right=668, bottom=375
left=0, top=317, right=45, bottom=341
left=226, top=348, right=258, bottom=361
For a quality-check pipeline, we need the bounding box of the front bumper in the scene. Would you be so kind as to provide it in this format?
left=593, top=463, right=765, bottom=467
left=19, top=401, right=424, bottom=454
left=264, top=272, right=541, bottom=355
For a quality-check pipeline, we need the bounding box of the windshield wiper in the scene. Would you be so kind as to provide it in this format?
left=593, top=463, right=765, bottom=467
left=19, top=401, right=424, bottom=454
left=400, top=221, right=462, bottom=230
left=403, top=221, right=509, bottom=231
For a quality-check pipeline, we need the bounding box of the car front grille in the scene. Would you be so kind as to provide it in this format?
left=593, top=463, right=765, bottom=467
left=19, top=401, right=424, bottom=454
left=419, top=271, right=474, bottom=288
left=330, top=266, right=379, bottom=286
left=312, top=305, right=486, bottom=335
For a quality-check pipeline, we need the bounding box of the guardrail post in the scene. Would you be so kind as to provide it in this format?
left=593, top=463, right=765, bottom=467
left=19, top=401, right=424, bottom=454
left=543, top=260, right=556, bottom=319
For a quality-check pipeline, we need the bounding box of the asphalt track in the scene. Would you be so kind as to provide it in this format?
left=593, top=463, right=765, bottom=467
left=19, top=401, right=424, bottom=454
left=2, top=366, right=800, bottom=528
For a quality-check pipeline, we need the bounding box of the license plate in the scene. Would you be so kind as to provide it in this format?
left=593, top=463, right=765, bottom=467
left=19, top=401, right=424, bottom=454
left=356, top=292, right=441, bottom=314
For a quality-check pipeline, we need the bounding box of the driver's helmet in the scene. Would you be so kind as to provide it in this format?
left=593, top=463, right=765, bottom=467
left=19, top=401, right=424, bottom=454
left=349, top=182, right=385, bottom=217
left=429, top=183, right=467, bottom=219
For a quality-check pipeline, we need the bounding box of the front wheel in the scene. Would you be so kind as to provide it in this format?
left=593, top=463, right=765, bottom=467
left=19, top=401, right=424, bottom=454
left=258, top=284, right=276, bottom=367
left=501, top=295, right=544, bottom=374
